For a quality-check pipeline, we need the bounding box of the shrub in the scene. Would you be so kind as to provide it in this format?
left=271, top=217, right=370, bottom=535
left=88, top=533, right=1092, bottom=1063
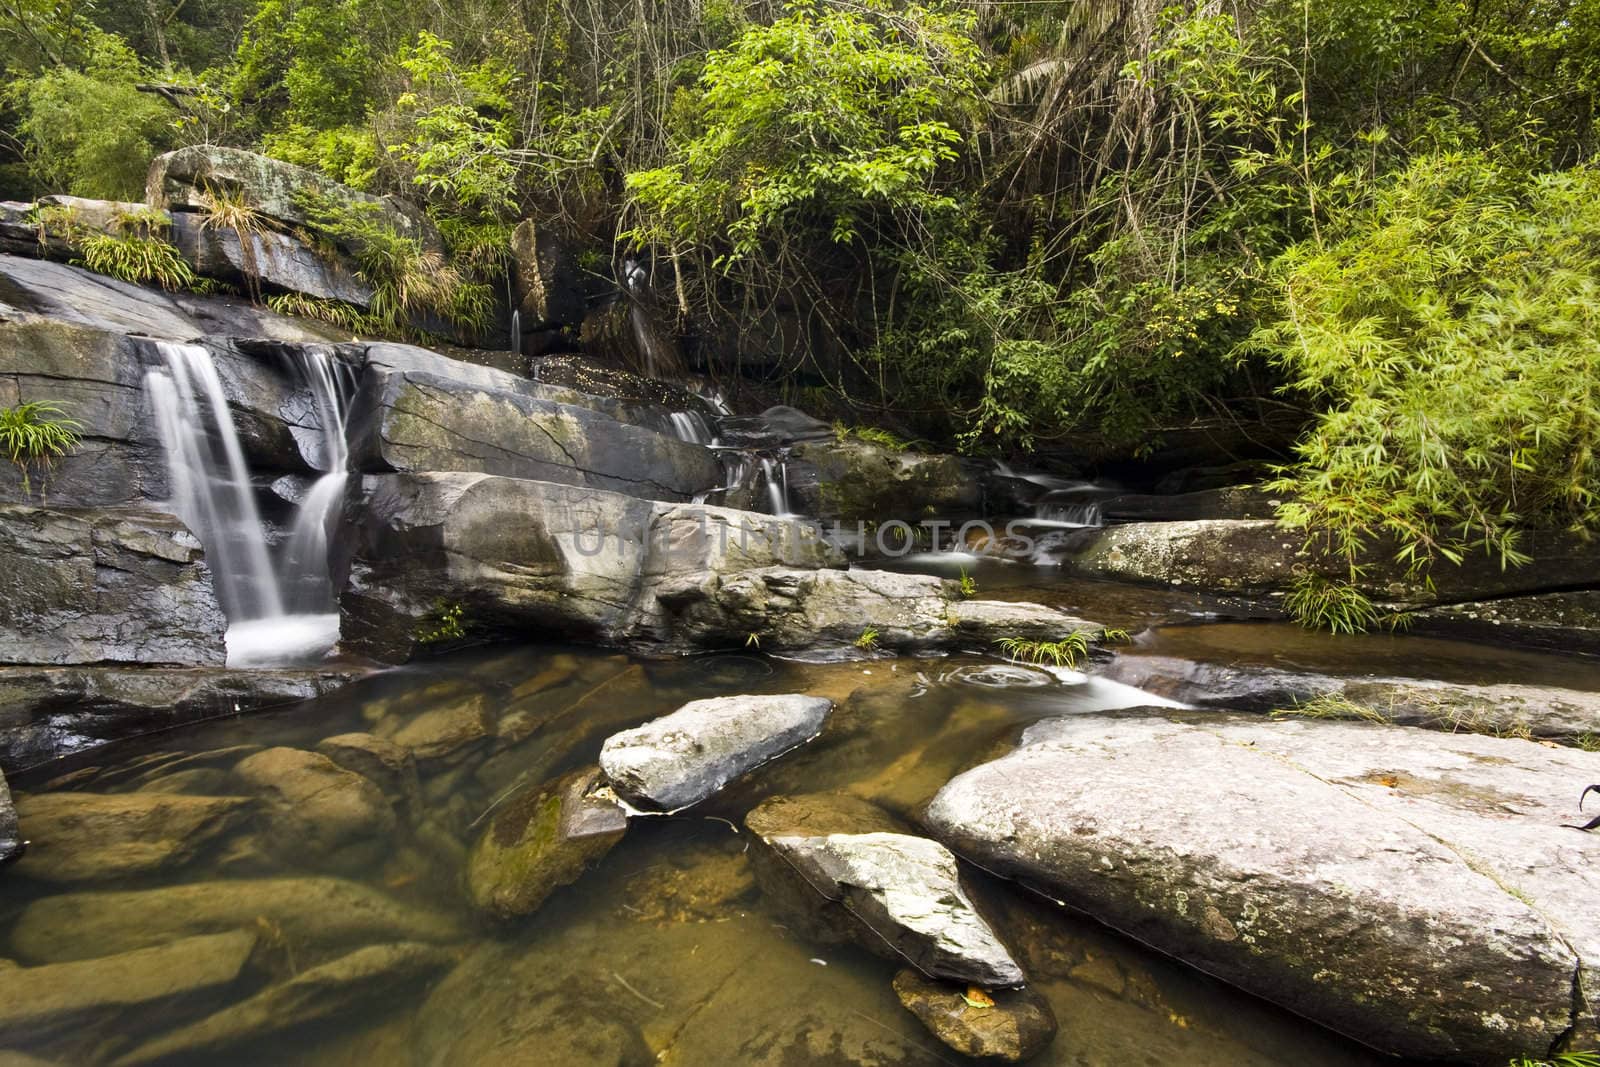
left=0, top=401, right=82, bottom=499
left=77, top=211, right=196, bottom=291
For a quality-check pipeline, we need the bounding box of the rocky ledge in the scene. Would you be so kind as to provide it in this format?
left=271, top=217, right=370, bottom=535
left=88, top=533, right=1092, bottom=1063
left=925, top=709, right=1600, bottom=1061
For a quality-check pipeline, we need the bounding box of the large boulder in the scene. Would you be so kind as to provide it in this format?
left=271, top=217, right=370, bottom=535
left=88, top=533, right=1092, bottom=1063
left=0, top=505, right=227, bottom=667
left=10, top=791, right=251, bottom=883
left=0, top=664, right=368, bottom=769
left=167, top=212, right=374, bottom=307
left=340, top=473, right=840, bottom=660
left=925, top=710, right=1600, bottom=1061
left=600, top=695, right=833, bottom=810
left=465, top=765, right=628, bottom=918
left=347, top=366, right=720, bottom=501
left=787, top=438, right=982, bottom=523
left=745, top=794, right=1024, bottom=988
left=147, top=146, right=441, bottom=254
left=0, top=254, right=347, bottom=344
left=0, top=930, right=259, bottom=1049
left=8, top=876, right=461, bottom=964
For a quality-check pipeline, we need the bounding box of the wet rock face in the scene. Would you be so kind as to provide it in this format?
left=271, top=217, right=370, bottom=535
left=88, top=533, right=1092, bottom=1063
left=743, top=794, right=1024, bottom=988
left=510, top=218, right=584, bottom=328
left=786, top=438, right=983, bottom=523
left=599, top=694, right=833, bottom=811
left=348, top=367, right=722, bottom=501
left=924, top=710, right=1600, bottom=1061
left=9, top=791, right=250, bottom=883
left=0, top=505, right=227, bottom=668
left=891, top=969, right=1057, bottom=1063
left=0, top=770, right=21, bottom=868
left=167, top=212, right=374, bottom=307
left=466, top=766, right=628, bottom=919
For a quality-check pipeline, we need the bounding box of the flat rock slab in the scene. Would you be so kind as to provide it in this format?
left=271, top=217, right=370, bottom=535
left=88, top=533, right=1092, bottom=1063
left=11, top=791, right=250, bottom=883
left=0, top=929, right=256, bottom=1043
left=925, top=710, right=1600, bottom=1060
left=600, top=694, right=832, bottom=810
left=112, top=941, right=454, bottom=1066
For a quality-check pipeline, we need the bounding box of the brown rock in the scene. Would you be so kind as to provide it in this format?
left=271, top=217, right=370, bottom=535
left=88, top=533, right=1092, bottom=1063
left=891, top=969, right=1057, bottom=1062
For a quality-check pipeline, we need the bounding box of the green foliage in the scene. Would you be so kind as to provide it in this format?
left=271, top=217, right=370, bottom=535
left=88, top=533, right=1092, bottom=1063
left=0, top=401, right=82, bottom=499
left=232, top=0, right=376, bottom=132
left=1257, top=155, right=1600, bottom=626
left=266, top=292, right=382, bottom=336
left=854, top=626, right=881, bottom=651
left=1511, top=1048, right=1600, bottom=1066
left=297, top=194, right=492, bottom=335
left=5, top=29, right=175, bottom=198
left=957, top=568, right=977, bottom=599
left=415, top=600, right=468, bottom=645
left=625, top=2, right=987, bottom=265
left=1271, top=694, right=1392, bottom=725
left=261, top=125, right=379, bottom=189
left=996, top=632, right=1093, bottom=668
left=833, top=421, right=918, bottom=453
left=76, top=212, right=196, bottom=291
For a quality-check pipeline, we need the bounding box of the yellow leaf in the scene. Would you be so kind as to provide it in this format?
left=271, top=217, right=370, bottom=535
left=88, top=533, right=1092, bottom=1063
left=963, top=986, right=995, bottom=1009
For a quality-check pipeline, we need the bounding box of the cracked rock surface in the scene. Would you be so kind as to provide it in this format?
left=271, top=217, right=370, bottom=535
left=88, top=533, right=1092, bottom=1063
left=925, top=708, right=1600, bottom=1061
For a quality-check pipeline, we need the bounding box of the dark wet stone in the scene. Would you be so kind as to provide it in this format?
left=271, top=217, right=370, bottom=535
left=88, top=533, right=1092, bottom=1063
left=891, top=969, right=1057, bottom=1063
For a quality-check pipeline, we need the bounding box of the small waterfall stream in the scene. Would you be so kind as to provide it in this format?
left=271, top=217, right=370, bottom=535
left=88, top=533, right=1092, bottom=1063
left=760, top=456, right=794, bottom=517
left=145, top=341, right=348, bottom=667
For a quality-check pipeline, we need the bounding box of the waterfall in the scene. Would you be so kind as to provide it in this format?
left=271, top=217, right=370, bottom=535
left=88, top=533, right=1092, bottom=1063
left=1033, top=500, right=1105, bottom=528
left=668, top=411, right=714, bottom=447
left=760, top=456, right=794, bottom=517
left=145, top=341, right=348, bottom=667
left=510, top=309, right=522, bottom=357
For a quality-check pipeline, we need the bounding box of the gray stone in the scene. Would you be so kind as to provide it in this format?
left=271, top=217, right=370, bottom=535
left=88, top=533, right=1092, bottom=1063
left=111, top=942, right=455, bottom=1066
left=744, top=795, right=1022, bottom=987
left=925, top=710, right=1600, bottom=1060
left=1413, top=590, right=1600, bottom=656
left=0, top=664, right=368, bottom=769
left=9, top=877, right=461, bottom=964
left=466, top=765, right=628, bottom=919
left=10, top=791, right=250, bottom=883
left=600, top=693, right=833, bottom=810
left=146, top=146, right=441, bottom=253
left=0, top=505, right=227, bottom=667
left=34, top=195, right=158, bottom=236
left=0, top=930, right=257, bottom=1045
left=891, top=969, right=1056, bottom=1063
left=347, top=366, right=721, bottom=501
left=167, top=211, right=373, bottom=306
left=232, top=747, right=396, bottom=867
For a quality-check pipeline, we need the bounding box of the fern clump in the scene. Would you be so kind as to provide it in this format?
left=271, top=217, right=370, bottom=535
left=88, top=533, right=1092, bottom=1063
left=0, top=401, right=82, bottom=499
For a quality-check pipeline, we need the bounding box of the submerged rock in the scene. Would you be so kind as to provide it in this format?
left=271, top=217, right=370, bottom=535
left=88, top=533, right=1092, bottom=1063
left=925, top=710, right=1600, bottom=1060
left=10, top=791, right=250, bottom=883
left=380, top=702, right=496, bottom=768
left=744, top=794, right=1023, bottom=988
left=9, top=877, right=459, bottom=965
left=112, top=941, right=455, bottom=1066
left=466, top=765, right=628, bottom=919
left=600, top=694, right=833, bottom=810
left=316, top=733, right=421, bottom=812
left=232, top=747, right=396, bottom=868
left=891, top=969, right=1056, bottom=1063
left=0, top=929, right=257, bottom=1044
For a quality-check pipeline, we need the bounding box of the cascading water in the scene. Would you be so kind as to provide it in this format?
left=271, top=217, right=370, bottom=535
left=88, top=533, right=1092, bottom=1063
left=760, top=456, right=794, bottom=517
left=145, top=341, right=348, bottom=667
left=668, top=411, right=714, bottom=447
left=1033, top=500, right=1105, bottom=528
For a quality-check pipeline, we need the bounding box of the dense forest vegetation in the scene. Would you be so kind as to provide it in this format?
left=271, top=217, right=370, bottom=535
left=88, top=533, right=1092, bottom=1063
left=2, top=0, right=1598, bottom=627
